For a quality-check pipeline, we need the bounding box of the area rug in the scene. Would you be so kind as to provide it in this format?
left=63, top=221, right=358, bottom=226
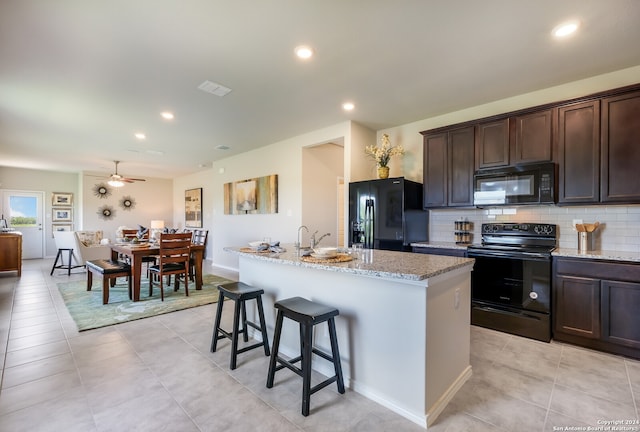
left=58, top=274, right=233, bottom=331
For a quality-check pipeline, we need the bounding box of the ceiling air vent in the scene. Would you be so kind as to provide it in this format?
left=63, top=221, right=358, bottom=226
left=198, top=80, right=232, bottom=97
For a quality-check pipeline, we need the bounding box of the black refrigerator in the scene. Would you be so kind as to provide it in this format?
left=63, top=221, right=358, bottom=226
left=348, top=177, right=428, bottom=251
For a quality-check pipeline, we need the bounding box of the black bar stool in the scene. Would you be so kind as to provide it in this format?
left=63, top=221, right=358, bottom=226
left=266, top=296, right=345, bottom=416
left=210, top=282, right=270, bottom=369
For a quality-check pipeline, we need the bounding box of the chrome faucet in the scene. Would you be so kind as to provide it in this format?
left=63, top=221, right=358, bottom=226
left=310, top=231, right=331, bottom=249
left=296, top=225, right=308, bottom=250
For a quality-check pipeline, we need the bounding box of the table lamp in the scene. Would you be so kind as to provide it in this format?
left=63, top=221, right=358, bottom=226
left=150, top=220, right=165, bottom=242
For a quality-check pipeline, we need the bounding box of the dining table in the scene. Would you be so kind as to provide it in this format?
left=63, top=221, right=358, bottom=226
left=110, top=242, right=205, bottom=301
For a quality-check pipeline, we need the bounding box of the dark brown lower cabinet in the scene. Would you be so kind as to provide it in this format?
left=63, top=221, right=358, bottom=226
left=553, top=257, right=640, bottom=359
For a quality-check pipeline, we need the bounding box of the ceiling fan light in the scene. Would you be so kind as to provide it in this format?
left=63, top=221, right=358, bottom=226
left=108, top=179, right=125, bottom=187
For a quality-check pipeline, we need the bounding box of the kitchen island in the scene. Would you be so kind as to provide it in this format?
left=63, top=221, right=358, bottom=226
left=224, top=245, right=474, bottom=428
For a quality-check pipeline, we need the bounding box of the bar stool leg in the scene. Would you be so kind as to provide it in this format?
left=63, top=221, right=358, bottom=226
left=230, top=299, right=242, bottom=369
left=256, top=295, right=270, bottom=356
left=328, top=318, right=345, bottom=394
left=211, top=296, right=225, bottom=352
left=266, top=311, right=284, bottom=388
left=240, top=300, right=249, bottom=342
left=301, top=323, right=314, bottom=416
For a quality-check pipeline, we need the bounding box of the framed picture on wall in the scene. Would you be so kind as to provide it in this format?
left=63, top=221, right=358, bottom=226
left=52, top=192, right=73, bottom=206
left=185, top=188, right=202, bottom=228
left=52, top=224, right=72, bottom=237
left=52, top=208, right=73, bottom=222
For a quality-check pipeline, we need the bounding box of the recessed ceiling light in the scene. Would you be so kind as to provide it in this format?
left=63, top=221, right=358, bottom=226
left=294, top=45, right=314, bottom=59
left=552, top=20, right=580, bottom=38
left=161, top=112, right=174, bottom=120
left=134, top=133, right=146, bottom=140
left=342, top=102, right=355, bottom=111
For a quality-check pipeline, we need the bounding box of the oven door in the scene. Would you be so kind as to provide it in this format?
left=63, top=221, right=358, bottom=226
left=467, top=249, right=551, bottom=313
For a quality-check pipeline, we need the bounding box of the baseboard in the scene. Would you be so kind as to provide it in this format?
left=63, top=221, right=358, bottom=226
left=426, top=365, right=473, bottom=427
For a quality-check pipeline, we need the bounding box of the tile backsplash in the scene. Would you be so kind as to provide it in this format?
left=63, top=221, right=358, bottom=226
left=429, top=205, right=640, bottom=252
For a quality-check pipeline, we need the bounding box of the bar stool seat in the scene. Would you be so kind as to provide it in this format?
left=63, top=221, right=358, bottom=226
left=210, top=282, right=270, bottom=369
left=266, top=296, right=345, bottom=416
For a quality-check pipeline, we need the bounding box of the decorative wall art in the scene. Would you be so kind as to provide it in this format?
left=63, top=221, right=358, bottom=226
left=52, top=224, right=72, bottom=237
left=185, top=188, right=203, bottom=228
left=52, top=192, right=73, bottom=206
left=223, top=174, right=278, bottom=215
left=93, top=183, right=111, bottom=199
left=97, top=205, right=115, bottom=220
left=120, top=195, right=136, bottom=211
left=52, top=208, right=73, bottom=222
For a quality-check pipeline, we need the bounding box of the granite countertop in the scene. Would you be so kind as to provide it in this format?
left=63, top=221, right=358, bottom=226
left=552, top=248, right=640, bottom=263
left=224, top=245, right=475, bottom=281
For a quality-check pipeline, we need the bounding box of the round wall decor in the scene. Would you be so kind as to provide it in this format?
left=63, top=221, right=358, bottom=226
left=93, top=183, right=111, bottom=199
left=120, top=195, right=136, bottom=211
left=97, top=205, right=115, bottom=220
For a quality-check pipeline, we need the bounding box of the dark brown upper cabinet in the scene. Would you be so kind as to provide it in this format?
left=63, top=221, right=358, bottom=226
left=557, top=100, right=600, bottom=204
left=422, top=126, right=475, bottom=208
left=513, top=109, right=554, bottom=164
left=475, top=109, right=553, bottom=170
left=475, top=119, right=509, bottom=169
left=601, top=90, right=640, bottom=203
left=423, top=132, right=447, bottom=207
left=421, top=83, right=640, bottom=207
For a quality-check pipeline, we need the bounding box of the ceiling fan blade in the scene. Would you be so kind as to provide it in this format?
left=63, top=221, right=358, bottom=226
left=124, top=178, right=146, bottom=182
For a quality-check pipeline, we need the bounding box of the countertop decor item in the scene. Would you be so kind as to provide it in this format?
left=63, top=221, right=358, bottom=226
left=365, top=133, right=404, bottom=178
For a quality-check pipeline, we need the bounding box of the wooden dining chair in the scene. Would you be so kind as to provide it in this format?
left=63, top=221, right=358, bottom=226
left=188, top=229, right=208, bottom=281
left=148, top=232, right=192, bottom=301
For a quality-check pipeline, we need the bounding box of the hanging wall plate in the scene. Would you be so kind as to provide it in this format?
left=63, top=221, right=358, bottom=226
left=120, top=195, right=136, bottom=211
left=93, top=183, right=111, bottom=199
left=97, top=205, right=115, bottom=220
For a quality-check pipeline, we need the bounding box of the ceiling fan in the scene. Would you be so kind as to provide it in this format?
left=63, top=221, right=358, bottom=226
left=106, top=161, right=146, bottom=187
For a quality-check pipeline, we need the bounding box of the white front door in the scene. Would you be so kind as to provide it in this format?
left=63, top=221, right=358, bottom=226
left=1, top=190, right=45, bottom=259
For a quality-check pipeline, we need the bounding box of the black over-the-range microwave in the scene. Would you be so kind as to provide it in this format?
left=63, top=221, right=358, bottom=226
left=473, top=162, right=556, bottom=206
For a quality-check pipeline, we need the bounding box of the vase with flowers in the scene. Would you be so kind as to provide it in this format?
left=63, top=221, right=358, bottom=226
left=365, top=133, right=404, bottom=179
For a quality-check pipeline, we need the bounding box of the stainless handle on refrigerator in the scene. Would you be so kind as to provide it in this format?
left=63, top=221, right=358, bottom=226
left=365, top=198, right=375, bottom=249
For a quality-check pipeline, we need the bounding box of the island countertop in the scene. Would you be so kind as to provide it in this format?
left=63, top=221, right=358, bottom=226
left=224, top=245, right=474, bottom=281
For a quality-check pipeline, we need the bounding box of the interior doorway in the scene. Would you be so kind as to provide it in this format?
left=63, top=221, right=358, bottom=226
left=301, top=141, right=345, bottom=248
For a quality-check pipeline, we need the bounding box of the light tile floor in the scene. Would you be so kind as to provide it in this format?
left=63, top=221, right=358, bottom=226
left=0, top=258, right=638, bottom=431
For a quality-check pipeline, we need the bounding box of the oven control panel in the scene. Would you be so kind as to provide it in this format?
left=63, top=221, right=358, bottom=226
left=481, top=223, right=556, bottom=237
